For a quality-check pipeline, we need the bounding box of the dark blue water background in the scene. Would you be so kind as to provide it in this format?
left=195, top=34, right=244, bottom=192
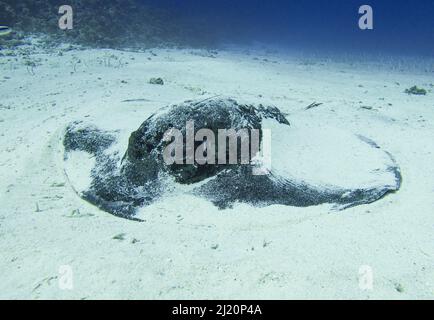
left=143, top=0, right=434, bottom=56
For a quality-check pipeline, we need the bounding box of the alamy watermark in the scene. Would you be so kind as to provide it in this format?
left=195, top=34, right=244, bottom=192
left=58, top=5, right=73, bottom=30
left=358, top=265, right=374, bottom=291
left=58, top=264, right=74, bottom=290
left=162, top=121, right=272, bottom=175
left=56, top=4, right=374, bottom=32
left=359, top=5, right=374, bottom=30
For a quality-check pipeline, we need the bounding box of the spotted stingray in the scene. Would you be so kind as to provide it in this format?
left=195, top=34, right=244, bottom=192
left=63, top=97, right=401, bottom=221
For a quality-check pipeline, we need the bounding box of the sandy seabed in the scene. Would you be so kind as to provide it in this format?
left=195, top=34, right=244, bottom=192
left=0, top=41, right=433, bottom=299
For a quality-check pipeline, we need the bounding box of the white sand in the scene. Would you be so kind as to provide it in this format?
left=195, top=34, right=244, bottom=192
left=0, top=41, right=433, bottom=299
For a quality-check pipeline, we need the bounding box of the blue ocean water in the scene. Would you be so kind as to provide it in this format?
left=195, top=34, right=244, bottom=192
left=144, top=0, right=434, bottom=57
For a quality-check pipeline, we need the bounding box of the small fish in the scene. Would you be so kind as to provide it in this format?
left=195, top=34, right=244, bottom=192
left=0, top=26, right=12, bottom=36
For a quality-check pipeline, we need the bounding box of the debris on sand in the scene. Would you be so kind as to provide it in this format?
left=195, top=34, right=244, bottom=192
left=149, top=77, right=164, bottom=85
left=405, top=86, right=427, bottom=95
left=305, top=102, right=323, bottom=110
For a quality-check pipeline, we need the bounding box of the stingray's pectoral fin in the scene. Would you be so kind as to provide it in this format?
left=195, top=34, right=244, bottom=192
left=63, top=122, right=163, bottom=220
left=194, top=161, right=401, bottom=210
left=192, top=168, right=334, bottom=209
left=332, top=178, right=401, bottom=211
left=63, top=121, right=117, bottom=156
left=82, top=191, right=143, bottom=221
left=332, top=188, right=397, bottom=211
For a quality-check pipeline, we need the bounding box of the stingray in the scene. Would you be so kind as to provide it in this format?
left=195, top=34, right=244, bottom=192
left=63, top=97, right=401, bottom=221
